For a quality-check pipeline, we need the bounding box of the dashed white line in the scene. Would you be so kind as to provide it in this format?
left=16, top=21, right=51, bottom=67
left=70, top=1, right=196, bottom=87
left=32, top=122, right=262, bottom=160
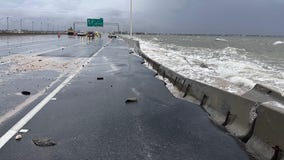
left=110, top=64, right=119, bottom=72
left=132, top=88, right=141, bottom=96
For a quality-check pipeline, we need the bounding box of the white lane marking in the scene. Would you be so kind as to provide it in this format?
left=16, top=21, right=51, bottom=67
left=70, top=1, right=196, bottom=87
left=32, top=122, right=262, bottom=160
left=103, top=56, right=119, bottom=72
left=0, top=42, right=110, bottom=149
left=0, top=74, right=65, bottom=125
left=131, top=88, right=141, bottom=96
left=33, top=47, right=64, bottom=55
left=2, top=42, right=82, bottom=55
left=0, top=38, right=72, bottom=51
left=27, top=42, right=82, bottom=55
left=102, top=56, right=108, bottom=61
left=110, top=64, right=119, bottom=72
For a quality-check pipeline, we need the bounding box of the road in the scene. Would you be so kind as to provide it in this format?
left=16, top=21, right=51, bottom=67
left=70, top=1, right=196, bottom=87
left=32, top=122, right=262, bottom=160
left=0, top=35, right=108, bottom=128
left=0, top=35, right=250, bottom=159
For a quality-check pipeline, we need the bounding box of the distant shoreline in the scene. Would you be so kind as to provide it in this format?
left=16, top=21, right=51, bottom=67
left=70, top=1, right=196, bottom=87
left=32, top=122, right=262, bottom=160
left=1, top=31, right=284, bottom=37
left=121, top=32, right=284, bottom=38
left=0, top=31, right=66, bottom=36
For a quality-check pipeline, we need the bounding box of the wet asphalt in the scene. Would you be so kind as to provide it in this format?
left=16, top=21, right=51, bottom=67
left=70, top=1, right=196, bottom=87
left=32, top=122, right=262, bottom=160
left=0, top=36, right=85, bottom=56
left=0, top=37, right=250, bottom=159
left=0, top=35, right=107, bottom=131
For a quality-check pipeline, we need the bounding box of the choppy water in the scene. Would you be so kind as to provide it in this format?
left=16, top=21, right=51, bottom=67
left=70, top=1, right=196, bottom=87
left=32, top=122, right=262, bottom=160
left=134, top=35, right=284, bottom=95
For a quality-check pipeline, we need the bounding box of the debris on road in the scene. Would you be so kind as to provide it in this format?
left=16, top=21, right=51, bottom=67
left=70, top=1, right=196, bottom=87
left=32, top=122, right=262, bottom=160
left=97, top=77, right=104, bottom=80
left=32, top=138, right=56, bottom=147
left=19, top=129, right=29, bottom=133
left=125, top=97, right=138, bottom=103
left=15, top=134, right=22, bottom=141
left=21, top=91, right=31, bottom=96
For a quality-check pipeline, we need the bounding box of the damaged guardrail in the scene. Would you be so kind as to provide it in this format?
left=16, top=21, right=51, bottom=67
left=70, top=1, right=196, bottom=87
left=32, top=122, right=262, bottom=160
left=123, top=37, right=284, bottom=160
left=247, top=102, right=284, bottom=160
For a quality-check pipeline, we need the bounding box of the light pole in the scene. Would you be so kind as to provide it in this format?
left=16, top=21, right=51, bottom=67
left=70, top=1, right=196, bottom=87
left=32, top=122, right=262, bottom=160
left=118, top=24, right=120, bottom=34
left=32, top=21, right=34, bottom=31
left=20, top=19, right=22, bottom=31
left=0, top=17, right=3, bottom=29
left=130, top=0, right=133, bottom=37
left=6, top=17, right=9, bottom=31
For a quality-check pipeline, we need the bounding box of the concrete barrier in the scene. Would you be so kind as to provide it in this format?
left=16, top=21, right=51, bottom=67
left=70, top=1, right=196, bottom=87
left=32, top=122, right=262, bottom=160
left=185, top=79, right=258, bottom=139
left=242, top=84, right=284, bottom=103
left=247, top=102, right=284, bottom=160
left=123, top=37, right=255, bottom=136
left=123, top=37, right=284, bottom=159
left=122, top=38, right=141, bottom=54
left=158, top=64, right=258, bottom=138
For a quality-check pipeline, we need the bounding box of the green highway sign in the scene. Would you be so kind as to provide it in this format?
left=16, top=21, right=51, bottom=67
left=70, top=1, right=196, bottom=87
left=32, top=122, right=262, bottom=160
left=87, top=18, right=104, bottom=27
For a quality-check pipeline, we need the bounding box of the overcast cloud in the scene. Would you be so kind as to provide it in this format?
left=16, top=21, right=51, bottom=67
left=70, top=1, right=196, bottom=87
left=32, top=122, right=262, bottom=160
left=1, top=0, right=284, bottom=35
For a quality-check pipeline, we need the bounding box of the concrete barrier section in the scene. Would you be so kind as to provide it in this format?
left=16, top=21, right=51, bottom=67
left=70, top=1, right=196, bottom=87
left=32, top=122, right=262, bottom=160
left=187, top=80, right=257, bottom=138
left=247, top=101, right=284, bottom=160
left=123, top=38, right=140, bottom=53
left=143, top=54, right=257, bottom=138
left=242, top=84, right=284, bottom=103
left=123, top=37, right=255, bottom=136
left=179, top=78, right=256, bottom=138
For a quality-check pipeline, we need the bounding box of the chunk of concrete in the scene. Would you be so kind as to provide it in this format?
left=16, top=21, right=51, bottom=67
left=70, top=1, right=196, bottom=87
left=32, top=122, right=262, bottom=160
left=32, top=138, right=56, bottom=147
left=21, top=91, right=31, bottom=96
left=19, top=129, right=29, bottom=133
left=15, top=134, right=22, bottom=141
left=125, top=97, right=138, bottom=103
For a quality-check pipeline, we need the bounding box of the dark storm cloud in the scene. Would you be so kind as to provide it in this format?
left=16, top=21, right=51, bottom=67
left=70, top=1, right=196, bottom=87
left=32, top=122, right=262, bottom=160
left=131, top=0, right=284, bottom=35
left=1, top=0, right=284, bottom=35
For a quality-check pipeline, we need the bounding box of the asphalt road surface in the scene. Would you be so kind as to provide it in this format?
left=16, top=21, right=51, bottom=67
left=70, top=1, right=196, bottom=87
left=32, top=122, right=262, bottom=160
left=0, top=35, right=250, bottom=160
left=0, top=35, right=108, bottom=127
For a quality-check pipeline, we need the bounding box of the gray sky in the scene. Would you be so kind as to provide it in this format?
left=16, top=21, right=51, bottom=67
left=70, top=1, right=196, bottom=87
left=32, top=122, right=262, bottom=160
left=1, top=0, right=284, bottom=35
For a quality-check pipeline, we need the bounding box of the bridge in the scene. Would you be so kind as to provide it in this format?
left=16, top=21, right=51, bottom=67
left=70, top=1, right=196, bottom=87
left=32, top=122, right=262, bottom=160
left=0, top=34, right=283, bottom=160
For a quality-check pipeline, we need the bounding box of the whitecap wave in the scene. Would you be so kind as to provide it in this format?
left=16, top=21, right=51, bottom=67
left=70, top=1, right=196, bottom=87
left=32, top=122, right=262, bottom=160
left=151, top=37, right=159, bottom=41
left=273, top=41, right=284, bottom=46
left=215, top=38, right=228, bottom=42
left=226, top=76, right=255, bottom=89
